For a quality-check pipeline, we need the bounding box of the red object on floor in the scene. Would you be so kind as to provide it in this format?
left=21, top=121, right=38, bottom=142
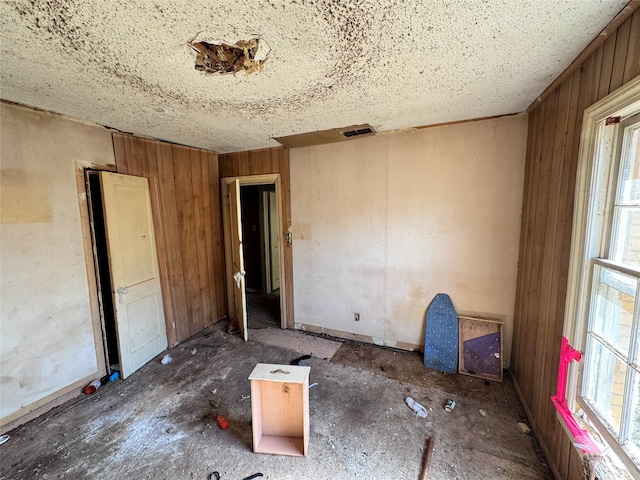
left=217, top=415, right=229, bottom=430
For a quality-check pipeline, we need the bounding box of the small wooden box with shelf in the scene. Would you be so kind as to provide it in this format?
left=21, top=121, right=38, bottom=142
left=248, top=363, right=310, bottom=457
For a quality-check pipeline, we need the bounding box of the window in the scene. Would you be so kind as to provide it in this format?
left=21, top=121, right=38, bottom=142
left=565, top=78, right=640, bottom=477
left=581, top=114, right=640, bottom=463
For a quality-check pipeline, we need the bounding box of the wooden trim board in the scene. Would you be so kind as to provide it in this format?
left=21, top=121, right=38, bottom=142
left=75, top=162, right=115, bottom=379
left=274, top=124, right=375, bottom=149
left=512, top=377, right=563, bottom=480
left=295, top=323, right=421, bottom=352
left=0, top=372, right=100, bottom=433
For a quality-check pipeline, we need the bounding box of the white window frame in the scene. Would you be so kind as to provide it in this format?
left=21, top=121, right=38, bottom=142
left=565, top=75, right=640, bottom=476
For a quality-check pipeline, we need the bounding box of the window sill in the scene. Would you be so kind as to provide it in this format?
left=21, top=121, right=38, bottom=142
left=555, top=409, right=635, bottom=480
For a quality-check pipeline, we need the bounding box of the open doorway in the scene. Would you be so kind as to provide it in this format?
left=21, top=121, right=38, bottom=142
left=221, top=174, right=287, bottom=341
left=241, top=185, right=281, bottom=329
left=85, top=170, right=119, bottom=374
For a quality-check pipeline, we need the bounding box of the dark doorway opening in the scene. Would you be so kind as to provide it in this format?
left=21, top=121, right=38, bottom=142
left=86, top=170, right=119, bottom=372
left=240, top=184, right=280, bottom=329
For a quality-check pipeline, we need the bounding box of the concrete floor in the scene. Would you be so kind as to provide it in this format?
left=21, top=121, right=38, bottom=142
left=0, top=323, right=553, bottom=480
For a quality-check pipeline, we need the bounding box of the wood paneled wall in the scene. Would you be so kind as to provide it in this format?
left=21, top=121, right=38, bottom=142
left=218, top=147, right=294, bottom=328
left=512, top=8, right=639, bottom=479
left=112, top=134, right=226, bottom=345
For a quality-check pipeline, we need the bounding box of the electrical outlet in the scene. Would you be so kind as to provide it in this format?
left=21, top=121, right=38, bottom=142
left=354, top=312, right=360, bottom=322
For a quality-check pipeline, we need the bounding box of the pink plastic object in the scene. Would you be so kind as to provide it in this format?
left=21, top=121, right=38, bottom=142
left=550, top=336, right=601, bottom=454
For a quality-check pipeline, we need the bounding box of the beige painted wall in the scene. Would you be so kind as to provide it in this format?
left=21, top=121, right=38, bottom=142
left=0, top=103, right=115, bottom=426
left=290, top=114, right=527, bottom=367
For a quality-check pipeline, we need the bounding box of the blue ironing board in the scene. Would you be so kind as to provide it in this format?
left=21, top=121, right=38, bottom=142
left=423, top=293, right=458, bottom=374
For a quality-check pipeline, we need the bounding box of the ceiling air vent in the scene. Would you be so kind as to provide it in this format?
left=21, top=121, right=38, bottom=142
left=341, top=126, right=375, bottom=138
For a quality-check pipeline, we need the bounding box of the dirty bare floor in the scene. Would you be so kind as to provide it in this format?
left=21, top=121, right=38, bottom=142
left=0, top=324, right=552, bottom=480
left=246, top=292, right=280, bottom=329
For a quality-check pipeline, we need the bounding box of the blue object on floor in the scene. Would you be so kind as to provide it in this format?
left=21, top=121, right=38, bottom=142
left=423, top=293, right=458, bottom=374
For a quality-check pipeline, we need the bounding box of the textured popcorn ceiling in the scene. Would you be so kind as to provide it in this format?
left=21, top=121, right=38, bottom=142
left=0, top=0, right=629, bottom=153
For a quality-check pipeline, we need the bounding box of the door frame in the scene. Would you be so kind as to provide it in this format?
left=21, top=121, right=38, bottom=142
left=221, top=174, right=287, bottom=330
left=84, top=169, right=117, bottom=373
left=262, top=189, right=272, bottom=294
left=263, top=189, right=280, bottom=293
left=78, top=165, right=117, bottom=378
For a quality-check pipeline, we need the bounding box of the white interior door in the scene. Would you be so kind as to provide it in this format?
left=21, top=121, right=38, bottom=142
left=100, top=172, right=168, bottom=378
left=229, top=179, right=248, bottom=340
left=268, top=190, right=280, bottom=291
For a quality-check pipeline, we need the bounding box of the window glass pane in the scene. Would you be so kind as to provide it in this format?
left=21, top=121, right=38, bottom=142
left=626, top=367, right=640, bottom=465
left=617, top=124, right=640, bottom=204
left=583, top=335, right=627, bottom=434
left=611, top=207, right=640, bottom=268
left=591, top=265, right=636, bottom=356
